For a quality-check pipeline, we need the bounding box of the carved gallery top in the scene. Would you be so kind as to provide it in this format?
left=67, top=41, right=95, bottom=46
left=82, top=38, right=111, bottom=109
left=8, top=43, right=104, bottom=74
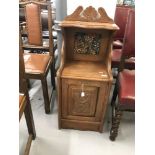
left=20, top=0, right=47, bottom=2
left=60, top=6, right=119, bottom=30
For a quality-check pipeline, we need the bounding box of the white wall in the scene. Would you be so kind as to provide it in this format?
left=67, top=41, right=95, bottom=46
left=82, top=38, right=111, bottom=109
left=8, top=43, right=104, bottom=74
left=67, top=0, right=117, bottom=19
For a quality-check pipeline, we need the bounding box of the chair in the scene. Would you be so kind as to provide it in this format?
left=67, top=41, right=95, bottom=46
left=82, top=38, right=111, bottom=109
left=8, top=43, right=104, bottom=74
left=19, top=0, right=55, bottom=114
left=113, top=5, right=132, bottom=49
left=112, top=8, right=135, bottom=74
left=109, top=9, right=135, bottom=141
left=19, top=36, right=36, bottom=154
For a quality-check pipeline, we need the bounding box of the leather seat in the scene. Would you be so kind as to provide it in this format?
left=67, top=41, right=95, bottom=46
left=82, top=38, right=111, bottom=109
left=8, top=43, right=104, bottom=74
left=118, top=69, right=135, bottom=109
left=112, top=49, right=135, bottom=69
left=24, top=53, right=52, bottom=74
left=112, top=49, right=122, bottom=67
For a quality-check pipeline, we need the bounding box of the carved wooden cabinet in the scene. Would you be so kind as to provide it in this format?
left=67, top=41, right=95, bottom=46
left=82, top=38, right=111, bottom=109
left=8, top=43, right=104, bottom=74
left=57, top=6, right=119, bottom=132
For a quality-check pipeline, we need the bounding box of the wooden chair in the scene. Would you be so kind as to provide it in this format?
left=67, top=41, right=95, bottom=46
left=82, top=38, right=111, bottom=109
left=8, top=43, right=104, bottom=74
left=112, top=8, right=135, bottom=76
left=109, top=9, right=135, bottom=141
left=19, top=36, right=36, bottom=154
left=19, top=0, right=55, bottom=114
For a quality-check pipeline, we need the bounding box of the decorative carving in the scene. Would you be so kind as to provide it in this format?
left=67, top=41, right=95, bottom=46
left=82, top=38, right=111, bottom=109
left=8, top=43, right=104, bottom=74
left=72, top=92, right=91, bottom=115
left=71, top=92, right=92, bottom=116
left=110, top=109, right=123, bottom=141
left=74, top=32, right=101, bottom=55
left=69, top=86, right=98, bottom=116
left=65, top=6, right=114, bottom=23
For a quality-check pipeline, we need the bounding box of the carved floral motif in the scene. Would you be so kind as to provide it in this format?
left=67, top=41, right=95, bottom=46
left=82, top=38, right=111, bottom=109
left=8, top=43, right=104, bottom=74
left=72, top=93, right=91, bottom=114
left=70, top=90, right=95, bottom=116
left=74, top=32, right=101, bottom=55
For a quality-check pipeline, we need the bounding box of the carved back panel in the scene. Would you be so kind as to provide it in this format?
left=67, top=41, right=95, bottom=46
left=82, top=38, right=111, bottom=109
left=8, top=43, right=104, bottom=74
left=74, top=32, right=101, bottom=56
left=65, top=27, right=111, bottom=62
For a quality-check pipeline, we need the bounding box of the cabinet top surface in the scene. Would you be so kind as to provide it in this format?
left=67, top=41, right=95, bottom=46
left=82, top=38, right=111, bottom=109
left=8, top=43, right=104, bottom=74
left=60, top=21, right=119, bottom=30
left=61, top=61, right=111, bottom=81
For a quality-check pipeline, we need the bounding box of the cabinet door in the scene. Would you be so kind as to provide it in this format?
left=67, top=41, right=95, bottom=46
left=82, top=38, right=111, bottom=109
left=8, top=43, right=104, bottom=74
left=61, top=79, right=109, bottom=122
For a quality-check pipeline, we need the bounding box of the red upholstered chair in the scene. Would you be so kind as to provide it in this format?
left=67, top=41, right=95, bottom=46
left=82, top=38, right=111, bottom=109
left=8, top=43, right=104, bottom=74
left=109, top=9, right=135, bottom=141
left=113, top=5, right=132, bottom=49
left=19, top=0, right=55, bottom=114
left=112, top=8, right=135, bottom=72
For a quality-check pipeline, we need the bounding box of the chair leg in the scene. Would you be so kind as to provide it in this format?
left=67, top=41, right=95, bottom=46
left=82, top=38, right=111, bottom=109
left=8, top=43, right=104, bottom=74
left=109, top=107, right=122, bottom=141
left=26, top=79, right=31, bottom=89
left=41, top=77, right=50, bottom=114
left=111, top=83, right=118, bottom=106
left=24, top=96, right=36, bottom=140
left=50, top=62, right=56, bottom=90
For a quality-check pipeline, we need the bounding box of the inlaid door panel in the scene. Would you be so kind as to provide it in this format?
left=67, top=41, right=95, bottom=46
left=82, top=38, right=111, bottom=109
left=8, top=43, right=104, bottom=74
left=68, top=85, right=98, bottom=116
left=61, top=78, right=108, bottom=122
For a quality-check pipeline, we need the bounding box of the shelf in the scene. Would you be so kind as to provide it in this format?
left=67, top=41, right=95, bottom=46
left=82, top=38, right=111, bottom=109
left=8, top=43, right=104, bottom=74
left=61, top=61, right=110, bottom=81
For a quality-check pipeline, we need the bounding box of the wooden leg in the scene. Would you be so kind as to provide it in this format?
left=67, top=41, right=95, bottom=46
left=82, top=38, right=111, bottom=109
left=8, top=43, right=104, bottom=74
left=24, top=134, right=33, bottom=155
left=111, top=82, right=118, bottom=106
left=109, top=108, right=122, bottom=141
left=50, top=62, right=56, bottom=90
left=26, top=79, right=31, bottom=89
left=24, top=96, right=36, bottom=140
left=41, top=77, right=50, bottom=114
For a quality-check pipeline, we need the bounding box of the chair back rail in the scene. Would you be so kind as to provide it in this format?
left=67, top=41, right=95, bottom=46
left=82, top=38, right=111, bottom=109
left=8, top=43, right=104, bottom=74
left=25, top=3, right=43, bottom=45
left=114, top=5, right=132, bottom=40
left=122, top=9, right=135, bottom=58
left=19, top=0, right=53, bottom=56
left=119, top=9, right=135, bottom=71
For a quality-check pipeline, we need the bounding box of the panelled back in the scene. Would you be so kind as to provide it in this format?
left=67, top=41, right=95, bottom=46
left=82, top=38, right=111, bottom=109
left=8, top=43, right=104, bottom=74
left=123, top=9, right=135, bottom=57
left=114, top=6, right=131, bottom=40
left=20, top=0, right=54, bottom=56
left=25, top=3, right=42, bottom=45
left=65, top=27, right=112, bottom=62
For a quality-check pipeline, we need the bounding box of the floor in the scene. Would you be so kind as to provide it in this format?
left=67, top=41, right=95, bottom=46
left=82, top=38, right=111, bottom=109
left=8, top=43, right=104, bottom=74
left=19, top=73, right=135, bottom=155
